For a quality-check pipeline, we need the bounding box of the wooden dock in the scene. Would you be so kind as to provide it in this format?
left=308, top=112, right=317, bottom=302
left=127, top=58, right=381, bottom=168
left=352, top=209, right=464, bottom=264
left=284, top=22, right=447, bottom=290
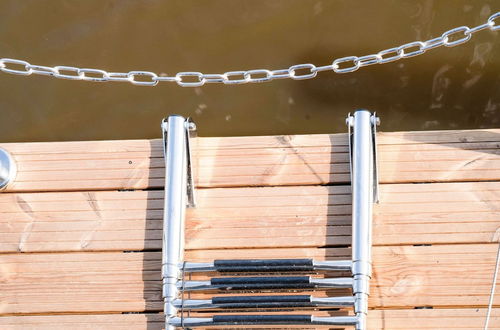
left=1, top=128, right=500, bottom=329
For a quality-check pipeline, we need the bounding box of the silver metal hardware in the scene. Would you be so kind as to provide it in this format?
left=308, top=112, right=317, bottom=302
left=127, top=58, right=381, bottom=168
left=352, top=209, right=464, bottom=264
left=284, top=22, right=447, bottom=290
left=311, top=316, right=358, bottom=326
left=161, top=115, right=196, bottom=330
left=185, top=118, right=197, bottom=207
left=245, top=69, right=273, bottom=83
left=377, top=46, right=402, bottom=64
left=177, top=277, right=354, bottom=292
left=182, top=259, right=352, bottom=273
left=371, top=113, right=380, bottom=203
left=270, top=68, right=291, bottom=79
left=54, top=66, right=82, bottom=80
left=346, top=110, right=378, bottom=330
left=442, top=26, right=472, bottom=47
left=288, top=63, right=317, bottom=80
left=176, top=72, right=204, bottom=87
left=355, top=54, right=380, bottom=67
left=202, top=73, right=225, bottom=84
left=0, top=12, right=497, bottom=87
left=182, top=262, right=216, bottom=272
left=312, top=259, right=352, bottom=271
left=172, top=296, right=355, bottom=310
left=0, top=58, right=32, bottom=75
left=168, top=315, right=359, bottom=327
left=347, top=111, right=379, bottom=203
left=28, top=64, right=57, bottom=76
left=310, top=277, right=354, bottom=288
left=128, top=71, right=158, bottom=86
left=107, top=72, right=131, bottom=82
left=223, top=71, right=250, bottom=84
left=489, top=12, right=500, bottom=31
left=0, top=148, right=16, bottom=190
left=0, top=58, right=33, bottom=76
left=160, top=112, right=379, bottom=329
left=468, top=22, right=492, bottom=35
left=333, top=56, right=360, bottom=73
left=422, top=36, right=445, bottom=51
left=78, top=68, right=110, bottom=82
left=397, top=41, right=425, bottom=58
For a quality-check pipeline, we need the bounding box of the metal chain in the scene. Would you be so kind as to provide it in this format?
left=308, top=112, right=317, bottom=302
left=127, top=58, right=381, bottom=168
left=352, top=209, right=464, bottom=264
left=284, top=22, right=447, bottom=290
left=0, top=12, right=499, bottom=87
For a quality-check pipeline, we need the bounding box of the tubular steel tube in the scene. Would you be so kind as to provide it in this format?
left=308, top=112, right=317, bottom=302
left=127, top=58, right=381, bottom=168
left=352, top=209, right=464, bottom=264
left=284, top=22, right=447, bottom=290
left=182, top=259, right=352, bottom=273
left=169, top=315, right=359, bottom=327
left=162, top=115, right=189, bottom=330
left=178, top=276, right=353, bottom=291
left=350, top=110, right=375, bottom=330
left=172, top=295, right=355, bottom=310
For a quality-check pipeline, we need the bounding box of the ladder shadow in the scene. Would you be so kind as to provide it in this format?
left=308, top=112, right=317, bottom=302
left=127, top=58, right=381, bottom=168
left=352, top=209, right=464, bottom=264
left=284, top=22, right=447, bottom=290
left=322, top=133, right=357, bottom=329
left=143, top=138, right=165, bottom=330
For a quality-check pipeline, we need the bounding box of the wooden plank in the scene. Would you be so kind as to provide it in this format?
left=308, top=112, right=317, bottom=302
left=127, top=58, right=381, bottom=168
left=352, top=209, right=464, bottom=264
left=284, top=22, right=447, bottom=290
left=4, top=129, right=499, bottom=154
left=1, top=244, right=500, bottom=314
left=1, top=182, right=498, bottom=252
left=1, top=308, right=499, bottom=329
left=0, top=129, right=498, bottom=192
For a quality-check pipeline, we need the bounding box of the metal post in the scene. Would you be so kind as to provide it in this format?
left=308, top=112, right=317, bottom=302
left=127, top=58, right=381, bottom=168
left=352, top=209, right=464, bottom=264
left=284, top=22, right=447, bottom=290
left=162, top=115, right=189, bottom=330
left=348, top=110, right=378, bottom=330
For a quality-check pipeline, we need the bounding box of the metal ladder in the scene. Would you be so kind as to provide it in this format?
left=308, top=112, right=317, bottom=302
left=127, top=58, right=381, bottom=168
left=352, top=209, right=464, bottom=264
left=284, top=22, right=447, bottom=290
left=161, top=110, right=379, bottom=329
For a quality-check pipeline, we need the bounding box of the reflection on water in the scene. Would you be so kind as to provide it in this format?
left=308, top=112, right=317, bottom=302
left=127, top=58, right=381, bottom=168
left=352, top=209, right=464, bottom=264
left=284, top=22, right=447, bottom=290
left=0, top=0, right=499, bottom=142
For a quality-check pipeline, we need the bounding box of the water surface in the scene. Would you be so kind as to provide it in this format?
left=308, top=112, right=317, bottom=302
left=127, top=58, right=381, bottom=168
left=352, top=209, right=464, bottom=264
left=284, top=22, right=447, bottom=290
left=0, top=0, right=499, bottom=142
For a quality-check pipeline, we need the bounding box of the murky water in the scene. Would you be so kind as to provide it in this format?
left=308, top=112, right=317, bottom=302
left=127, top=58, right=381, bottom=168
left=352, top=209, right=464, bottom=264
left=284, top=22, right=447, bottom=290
left=0, top=0, right=499, bottom=142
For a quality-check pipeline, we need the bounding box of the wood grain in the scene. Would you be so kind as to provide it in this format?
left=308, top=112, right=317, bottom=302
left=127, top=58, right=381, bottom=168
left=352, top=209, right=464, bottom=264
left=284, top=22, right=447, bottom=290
left=1, top=182, right=498, bottom=252
left=0, top=129, right=498, bottom=192
left=1, top=128, right=500, bottom=326
left=1, top=309, right=499, bottom=329
left=1, top=244, right=500, bottom=314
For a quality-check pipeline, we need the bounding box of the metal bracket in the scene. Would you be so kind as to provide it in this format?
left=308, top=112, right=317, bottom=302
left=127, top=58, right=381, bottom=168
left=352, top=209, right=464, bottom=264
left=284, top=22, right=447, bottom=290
left=185, top=117, right=197, bottom=208
left=0, top=148, right=16, bottom=191
left=346, top=111, right=380, bottom=203
left=371, top=113, right=380, bottom=204
left=161, top=116, right=196, bottom=208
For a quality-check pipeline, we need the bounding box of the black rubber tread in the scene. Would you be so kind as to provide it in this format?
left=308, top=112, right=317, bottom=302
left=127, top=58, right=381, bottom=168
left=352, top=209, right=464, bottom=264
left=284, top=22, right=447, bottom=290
left=210, top=276, right=313, bottom=290
left=214, top=259, right=314, bottom=272
left=213, top=314, right=312, bottom=325
left=211, top=295, right=312, bottom=308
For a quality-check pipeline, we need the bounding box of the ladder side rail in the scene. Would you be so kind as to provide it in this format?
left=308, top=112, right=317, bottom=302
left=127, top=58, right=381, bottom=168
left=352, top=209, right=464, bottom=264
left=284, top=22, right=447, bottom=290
left=350, top=110, right=377, bottom=330
left=162, top=116, right=189, bottom=330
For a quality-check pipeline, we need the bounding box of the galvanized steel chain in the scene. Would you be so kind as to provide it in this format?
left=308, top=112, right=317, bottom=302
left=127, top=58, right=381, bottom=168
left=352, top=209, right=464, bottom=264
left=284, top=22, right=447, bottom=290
left=1, top=12, right=499, bottom=87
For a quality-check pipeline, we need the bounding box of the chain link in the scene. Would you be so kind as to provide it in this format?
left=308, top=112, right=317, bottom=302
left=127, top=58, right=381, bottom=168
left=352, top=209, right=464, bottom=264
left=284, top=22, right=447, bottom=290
left=0, top=12, right=498, bottom=87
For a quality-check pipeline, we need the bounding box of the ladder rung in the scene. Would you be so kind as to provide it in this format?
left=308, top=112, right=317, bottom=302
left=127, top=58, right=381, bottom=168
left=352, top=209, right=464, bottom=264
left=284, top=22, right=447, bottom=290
left=178, top=276, right=353, bottom=291
left=169, top=315, right=359, bottom=327
left=173, top=295, right=355, bottom=309
left=182, top=259, right=352, bottom=273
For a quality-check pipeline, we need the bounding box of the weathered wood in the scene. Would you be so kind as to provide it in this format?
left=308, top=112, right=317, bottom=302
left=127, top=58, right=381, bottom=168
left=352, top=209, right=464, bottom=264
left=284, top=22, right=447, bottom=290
left=1, top=128, right=499, bottom=326
left=0, top=129, right=498, bottom=192
left=1, top=182, right=498, bottom=252
left=1, top=244, right=499, bottom=314
left=1, top=309, right=499, bottom=329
